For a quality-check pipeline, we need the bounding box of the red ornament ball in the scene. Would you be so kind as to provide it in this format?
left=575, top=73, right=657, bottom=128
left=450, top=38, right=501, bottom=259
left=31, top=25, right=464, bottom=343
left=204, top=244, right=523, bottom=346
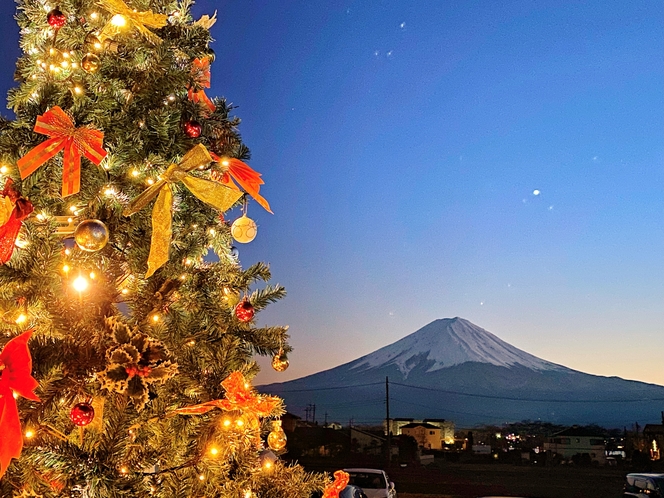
left=70, top=402, right=95, bottom=427
left=47, top=9, right=67, bottom=29
left=235, top=300, right=255, bottom=322
left=183, top=120, right=202, bottom=138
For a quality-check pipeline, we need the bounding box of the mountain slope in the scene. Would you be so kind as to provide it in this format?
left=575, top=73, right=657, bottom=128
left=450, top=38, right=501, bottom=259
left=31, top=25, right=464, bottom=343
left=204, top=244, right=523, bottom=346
left=261, top=318, right=664, bottom=427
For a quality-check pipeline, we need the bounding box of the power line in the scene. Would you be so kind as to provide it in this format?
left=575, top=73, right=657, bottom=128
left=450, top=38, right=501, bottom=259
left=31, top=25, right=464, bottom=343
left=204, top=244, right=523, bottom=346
left=389, top=382, right=664, bottom=403
left=262, top=381, right=383, bottom=393
left=266, top=379, right=664, bottom=403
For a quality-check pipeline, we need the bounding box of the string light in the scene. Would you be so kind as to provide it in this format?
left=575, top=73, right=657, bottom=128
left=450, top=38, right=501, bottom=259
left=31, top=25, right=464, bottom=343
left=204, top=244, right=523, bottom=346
left=62, top=264, right=70, bottom=273
left=131, top=169, right=140, bottom=177
left=90, top=12, right=99, bottom=20
left=74, top=86, right=83, bottom=95
left=119, top=466, right=128, bottom=474
left=110, top=14, right=127, bottom=27
left=89, top=271, right=96, bottom=280
left=198, top=475, right=205, bottom=481
left=146, top=178, right=155, bottom=185
left=24, top=429, right=35, bottom=439
left=121, top=288, right=129, bottom=295
left=73, top=275, right=89, bottom=292
left=222, top=418, right=231, bottom=428
left=15, top=313, right=27, bottom=325
left=151, top=314, right=160, bottom=322
left=209, top=446, right=219, bottom=456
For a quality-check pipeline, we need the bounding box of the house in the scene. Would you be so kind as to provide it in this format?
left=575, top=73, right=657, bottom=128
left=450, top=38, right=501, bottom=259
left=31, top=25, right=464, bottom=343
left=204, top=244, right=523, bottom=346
left=423, top=418, right=455, bottom=445
left=543, top=426, right=606, bottom=465
left=385, top=418, right=455, bottom=448
left=350, top=427, right=385, bottom=455
left=401, top=422, right=442, bottom=450
left=385, top=418, right=415, bottom=436
left=643, top=413, right=664, bottom=461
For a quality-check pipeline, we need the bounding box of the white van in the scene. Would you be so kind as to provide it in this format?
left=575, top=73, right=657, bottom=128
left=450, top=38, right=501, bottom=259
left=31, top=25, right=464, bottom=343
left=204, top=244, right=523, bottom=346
left=623, top=473, right=664, bottom=498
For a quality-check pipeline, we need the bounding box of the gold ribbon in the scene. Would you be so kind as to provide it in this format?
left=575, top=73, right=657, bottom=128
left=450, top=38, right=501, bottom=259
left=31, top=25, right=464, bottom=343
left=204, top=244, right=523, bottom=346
left=124, top=145, right=243, bottom=277
left=97, top=0, right=168, bottom=45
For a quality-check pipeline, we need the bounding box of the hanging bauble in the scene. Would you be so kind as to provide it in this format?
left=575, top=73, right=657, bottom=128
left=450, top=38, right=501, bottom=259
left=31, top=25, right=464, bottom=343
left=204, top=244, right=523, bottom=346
left=235, top=299, right=254, bottom=322
left=222, top=287, right=241, bottom=307
left=74, top=219, right=109, bottom=252
left=267, top=420, right=287, bottom=451
left=183, top=120, right=202, bottom=138
left=47, top=9, right=67, bottom=30
left=271, top=350, right=289, bottom=372
left=70, top=402, right=95, bottom=427
left=230, top=246, right=240, bottom=260
left=81, top=53, right=100, bottom=73
left=231, top=215, right=257, bottom=244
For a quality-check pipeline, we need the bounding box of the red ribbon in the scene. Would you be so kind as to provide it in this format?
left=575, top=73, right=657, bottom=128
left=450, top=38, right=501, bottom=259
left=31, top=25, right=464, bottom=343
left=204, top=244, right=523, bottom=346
left=187, top=58, right=215, bottom=112
left=210, top=153, right=272, bottom=213
left=0, top=330, right=40, bottom=478
left=17, top=106, right=107, bottom=198
left=323, top=470, right=350, bottom=498
left=0, top=179, right=34, bottom=264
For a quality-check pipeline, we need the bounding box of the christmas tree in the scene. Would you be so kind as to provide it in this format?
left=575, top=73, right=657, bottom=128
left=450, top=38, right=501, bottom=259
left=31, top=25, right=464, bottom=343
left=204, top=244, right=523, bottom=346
left=0, top=0, right=328, bottom=496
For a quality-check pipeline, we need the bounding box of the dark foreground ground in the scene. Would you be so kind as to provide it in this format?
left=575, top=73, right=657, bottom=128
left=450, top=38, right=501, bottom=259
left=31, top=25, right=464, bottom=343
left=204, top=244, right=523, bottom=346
left=300, top=461, right=630, bottom=498
left=387, top=463, right=625, bottom=498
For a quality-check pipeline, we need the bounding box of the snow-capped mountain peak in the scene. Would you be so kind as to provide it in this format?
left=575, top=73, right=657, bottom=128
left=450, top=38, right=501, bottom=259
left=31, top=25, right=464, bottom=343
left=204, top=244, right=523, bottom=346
left=350, top=317, right=568, bottom=377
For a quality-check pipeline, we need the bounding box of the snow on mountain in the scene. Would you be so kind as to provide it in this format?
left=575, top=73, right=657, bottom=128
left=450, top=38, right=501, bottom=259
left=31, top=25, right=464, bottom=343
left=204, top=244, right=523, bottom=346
left=350, top=317, right=570, bottom=377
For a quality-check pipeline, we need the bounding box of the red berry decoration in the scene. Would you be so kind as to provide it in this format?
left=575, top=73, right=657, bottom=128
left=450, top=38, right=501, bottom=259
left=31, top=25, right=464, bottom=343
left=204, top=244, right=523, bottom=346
left=183, top=120, right=202, bottom=138
left=47, top=9, right=67, bottom=30
left=235, top=299, right=255, bottom=322
left=70, top=402, right=95, bottom=427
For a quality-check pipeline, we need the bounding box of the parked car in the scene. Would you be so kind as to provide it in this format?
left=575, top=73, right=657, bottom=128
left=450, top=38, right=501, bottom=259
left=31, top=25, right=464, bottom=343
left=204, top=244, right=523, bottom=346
left=341, top=485, right=368, bottom=498
left=343, top=468, right=396, bottom=498
left=623, top=473, right=664, bottom=498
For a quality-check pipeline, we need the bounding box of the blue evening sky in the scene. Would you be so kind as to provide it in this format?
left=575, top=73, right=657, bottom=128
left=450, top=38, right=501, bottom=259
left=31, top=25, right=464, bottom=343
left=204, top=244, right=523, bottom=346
left=1, top=1, right=662, bottom=385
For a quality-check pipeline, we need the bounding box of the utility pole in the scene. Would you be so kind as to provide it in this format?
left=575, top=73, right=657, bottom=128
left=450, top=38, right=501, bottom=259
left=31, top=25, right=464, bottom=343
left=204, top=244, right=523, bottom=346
left=324, top=412, right=328, bottom=427
left=386, top=376, right=391, bottom=467
left=312, top=404, right=316, bottom=425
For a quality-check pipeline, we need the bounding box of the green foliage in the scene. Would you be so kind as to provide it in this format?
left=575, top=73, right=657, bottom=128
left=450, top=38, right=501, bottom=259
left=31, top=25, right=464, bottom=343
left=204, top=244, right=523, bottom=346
left=0, top=0, right=326, bottom=495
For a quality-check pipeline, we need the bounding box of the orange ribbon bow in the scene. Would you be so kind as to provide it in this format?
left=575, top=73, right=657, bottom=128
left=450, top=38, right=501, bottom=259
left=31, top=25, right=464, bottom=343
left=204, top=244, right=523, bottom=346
left=172, top=371, right=279, bottom=418
left=210, top=153, right=272, bottom=213
left=17, top=106, right=107, bottom=197
left=188, top=58, right=215, bottom=112
left=0, top=330, right=40, bottom=478
left=0, top=179, right=34, bottom=264
left=323, top=470, right=350, bottom=498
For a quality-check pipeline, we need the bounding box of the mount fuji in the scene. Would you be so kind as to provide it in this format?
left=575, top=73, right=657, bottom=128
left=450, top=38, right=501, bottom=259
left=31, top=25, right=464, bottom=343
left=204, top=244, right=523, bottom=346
left=261, top=318, right=664, bottom=427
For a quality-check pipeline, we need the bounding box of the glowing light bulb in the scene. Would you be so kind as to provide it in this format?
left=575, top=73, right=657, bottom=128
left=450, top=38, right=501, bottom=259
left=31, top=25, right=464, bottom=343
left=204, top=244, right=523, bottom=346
left=209, top=447, right=219, bottom=456
left=198, top=475, right=205, bottom=481
left=0, top=165, right=8, bottom=174
left=110, top=14, right=127, bottom=27
left=62, top=264, right=70, bottom=273
left=64, top=248, right=71, bottom=256
left=146, top=178, right=155, bottom=185
left=121, top=288, right=129, bottom=295
left=151, top=314, right=160, bottom=322
left=119, top=466, right=128, bottom=474
left=74, top=86, right=83, bottom=95
left=90, top=12, right=98, bottom=20
left=221, top=159, right=230, bottom=167
left=25, top=429, right=35, bottom=438
left=236, top=419, right=245, bottom=427
left=89, top=271, right=96, bottom=280
left=131, top=169, right=140, bottom=177
left=73, top=276, right=89, bottom=292
left=15, top=313, right=27, bottom=325
left=223, top=418, right=232, bottom=428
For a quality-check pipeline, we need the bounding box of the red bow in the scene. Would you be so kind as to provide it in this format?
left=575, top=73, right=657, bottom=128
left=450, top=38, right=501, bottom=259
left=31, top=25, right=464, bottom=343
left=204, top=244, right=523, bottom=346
left=0, top=330, right=40, bottom=478
left=17, top=106, right=107, bottom=197
left=210, top=153, right=272, bottom=213
left=187, top=58, right=215, bottom=112
left=323, top=470, right=350, bottom=498
left=0, top=180, right=34, bottom=264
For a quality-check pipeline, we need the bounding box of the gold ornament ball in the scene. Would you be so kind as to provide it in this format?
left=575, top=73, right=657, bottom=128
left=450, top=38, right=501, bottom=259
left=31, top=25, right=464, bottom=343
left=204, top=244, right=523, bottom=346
left=271, top=351, right=289, bottom=372
left=222, top=287, right=241, bottom=307
left=267, top=420, right=287, bottom=452
left=81, top=53, right=100, bottom=73
left=231, top=215, right=257, bottom=244
left=74, top=219, right=109, bottom=252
